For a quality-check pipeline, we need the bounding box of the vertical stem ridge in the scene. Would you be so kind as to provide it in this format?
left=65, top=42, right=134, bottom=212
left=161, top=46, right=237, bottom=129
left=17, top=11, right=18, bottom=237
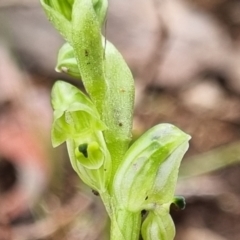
left=110, top=208, right=141, bottom=240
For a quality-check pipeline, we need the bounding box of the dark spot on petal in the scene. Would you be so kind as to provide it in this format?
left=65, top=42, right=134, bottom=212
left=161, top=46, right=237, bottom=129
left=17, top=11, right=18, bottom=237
left=141, top=209, right=147, bottom=215
left=78, top=143, right=88, bottom=158
left=84, top=49, right=89, bottom=56
left=145, top=196, right=148, bottom=200
left=141, top=210, right=148, bottom=219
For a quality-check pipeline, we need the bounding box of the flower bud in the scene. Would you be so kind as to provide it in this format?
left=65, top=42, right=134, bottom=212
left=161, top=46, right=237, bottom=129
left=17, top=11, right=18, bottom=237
left=55, top=43, right=81, bottom=78
left=40, top=0, right=108, bottom=44
left=40, top=0, right=72, bottom=43
left=41, top=0, right=73, bottom=20
left=113, top=124, right=191, bottom=212
left=141, top=205, right=175, bottom=240
left=91, top=0, right=108, bottom=26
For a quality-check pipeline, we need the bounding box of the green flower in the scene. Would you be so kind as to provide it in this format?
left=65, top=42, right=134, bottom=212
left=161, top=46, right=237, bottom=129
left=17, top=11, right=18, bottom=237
left=51, top=80, right=111, bottom=191
left=113, top=124, right=191, bottom=212
left=66, top=135, right=111, bottom=191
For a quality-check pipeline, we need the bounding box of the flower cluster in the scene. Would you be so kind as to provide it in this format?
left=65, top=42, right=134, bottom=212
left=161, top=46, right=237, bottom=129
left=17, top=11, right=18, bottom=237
left=40, top=0, right=191, bottom=239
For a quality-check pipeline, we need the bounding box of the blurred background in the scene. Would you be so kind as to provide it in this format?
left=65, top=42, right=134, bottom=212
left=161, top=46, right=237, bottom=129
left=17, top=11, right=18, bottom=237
left=0, top=0, right=240, bottom=239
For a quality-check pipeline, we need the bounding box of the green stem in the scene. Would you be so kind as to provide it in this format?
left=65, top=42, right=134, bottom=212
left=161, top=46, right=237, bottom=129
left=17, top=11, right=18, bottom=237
left=110, top=208, right=141, bottom=240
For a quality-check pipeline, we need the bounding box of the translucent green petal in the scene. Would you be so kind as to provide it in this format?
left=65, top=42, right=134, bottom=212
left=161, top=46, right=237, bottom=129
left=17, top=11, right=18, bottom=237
left=51, top=81, right=95, bottom=112
left=113, top=123, right=191, bottom=212
left=51, top=81, right=106, bottom=147
left=75, top=141, right=104, bottom=169
left=66, top=137, right=111, bottom=191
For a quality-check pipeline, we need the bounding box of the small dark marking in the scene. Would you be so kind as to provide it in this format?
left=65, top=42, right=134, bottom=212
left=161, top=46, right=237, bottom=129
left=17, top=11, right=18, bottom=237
left=120, top=88, right=125, bottom=93
left=145, top=196, right=148, bottom=200
left=104, top=169, right=107, bottom=171
left=87, top=62, right=90, bottom=65
left=92, top=190, right=99, bottom=196
left=141, top=210, right=149, bottom=221
left=84, top=49, right=89, bottom=57
left=141, top=210, right=147, bottom=217
left=78, top=143, right=88, bottom=158
left=119, top=122, right=123, bottom=127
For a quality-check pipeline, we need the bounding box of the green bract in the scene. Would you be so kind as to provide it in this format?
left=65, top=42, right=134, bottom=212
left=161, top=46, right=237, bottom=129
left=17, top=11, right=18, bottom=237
left=101, top=39, right=135, bottom=174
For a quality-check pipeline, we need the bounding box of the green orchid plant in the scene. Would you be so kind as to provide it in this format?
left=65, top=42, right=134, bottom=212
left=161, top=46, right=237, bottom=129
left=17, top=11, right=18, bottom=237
left=40, top=0, right=191, bottom=239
